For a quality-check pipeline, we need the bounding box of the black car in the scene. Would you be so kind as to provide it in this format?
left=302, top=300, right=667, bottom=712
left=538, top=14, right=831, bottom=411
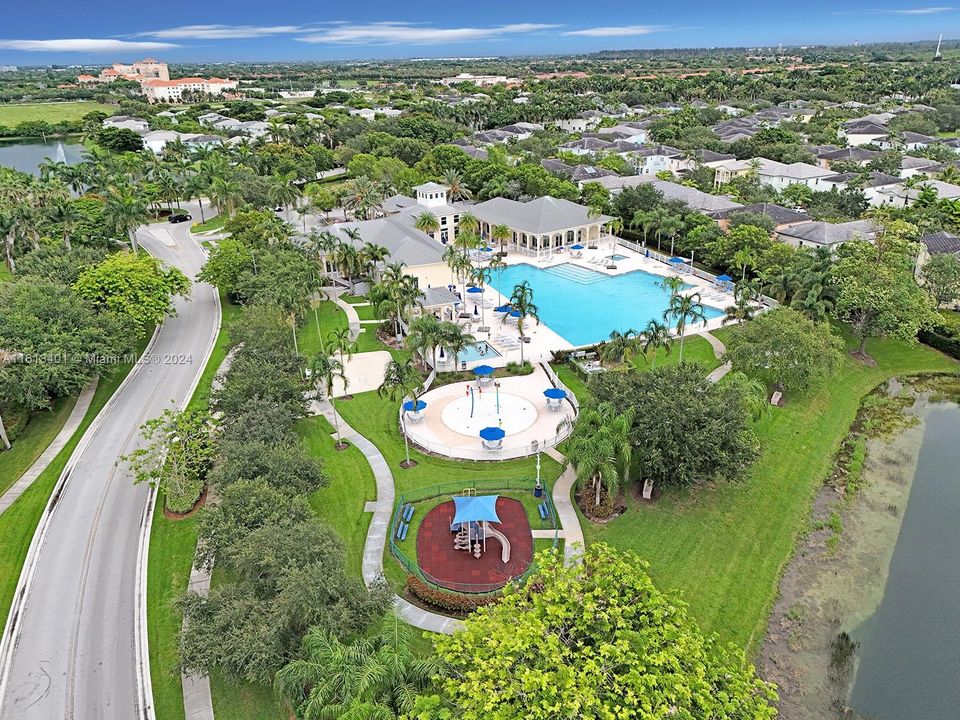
left=168, top=213, right=192, bottom=223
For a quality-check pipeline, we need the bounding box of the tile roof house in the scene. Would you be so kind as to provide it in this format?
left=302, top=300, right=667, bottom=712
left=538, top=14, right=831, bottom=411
left=558, top=137, right=615, bottom=156
left=840, top=121, right=890, bottom=147
left=818, top=146, right=880, bottom=169
left=900, top=155, right=944, bottom=178
left=709, top=202, right=812, bottom=230
left=874, top=179, right=960, bottom=207
left=777, top=219, right=879, bottom=249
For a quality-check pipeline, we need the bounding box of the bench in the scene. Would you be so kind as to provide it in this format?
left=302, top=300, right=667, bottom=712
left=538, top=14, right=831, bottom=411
left=403, top=504, right=415, bottom=522
left=537, top=501, right=551, bottom=521
left=396, top=521, right=409, bottom=540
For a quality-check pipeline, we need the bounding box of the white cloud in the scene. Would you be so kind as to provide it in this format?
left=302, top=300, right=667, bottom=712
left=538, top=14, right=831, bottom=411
left=139, top=24, right=306, bottom=39
left=835, top=6, right=955, bottom=14
left=297, top=22, right=559, bottom=45
left=563, top=25, right=672, bottom=37
left=0, top=38, right=178, bottom=52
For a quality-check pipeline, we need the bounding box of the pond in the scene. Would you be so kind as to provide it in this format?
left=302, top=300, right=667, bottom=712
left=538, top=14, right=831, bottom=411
left=758, top=380, right=960, bottom=720
left=848, top=400, right=960, bottom=719
left=0, top=138, right=85, bottom=175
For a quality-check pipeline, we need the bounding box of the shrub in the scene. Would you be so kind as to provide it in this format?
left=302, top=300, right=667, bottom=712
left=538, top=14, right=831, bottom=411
left=406, top=576, right=501, bottom=613
left=504, top=361, right=534, bottom=376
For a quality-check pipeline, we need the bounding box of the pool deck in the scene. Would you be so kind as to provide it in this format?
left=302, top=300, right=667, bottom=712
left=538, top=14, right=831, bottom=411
left=446, top=242, right=736, bottom=367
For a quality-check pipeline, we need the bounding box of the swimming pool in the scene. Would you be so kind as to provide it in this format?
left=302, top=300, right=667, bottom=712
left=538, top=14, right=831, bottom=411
left=458, top=341, right=503, bottom=363
left=489, top=263, right=723, bottom=347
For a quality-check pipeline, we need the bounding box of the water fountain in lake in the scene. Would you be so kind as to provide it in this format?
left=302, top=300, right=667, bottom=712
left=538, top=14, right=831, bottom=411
left=54, top=142, right=66, bottom=164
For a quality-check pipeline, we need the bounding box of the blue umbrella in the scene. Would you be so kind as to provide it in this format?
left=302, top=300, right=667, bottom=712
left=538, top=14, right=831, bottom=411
left=494, top=304, right=512, bottom=312
left=543, top=388, right=567, bottom=399
left=481, top=246, right=493, bottom=252
left=716, top=274, right=733, bottom=282
left=473, top=365, right=495, bottom=376
left=508, top=310, right=521, bottom=318
left=668, top=256, right=685, bottom=264
left=467, top=286, right=484, bottom=294
left=402, top=400, right=427, bottom=412
left=479, top=427, right=506, bottom=441
left=570, top=244, right=584, bottom=250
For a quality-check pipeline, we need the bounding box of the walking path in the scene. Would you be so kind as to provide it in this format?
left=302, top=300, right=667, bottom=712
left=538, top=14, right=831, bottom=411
left=701, top=330, right=732, bottom=383
left=313, top=399, right=463, bottom=634
left=544, top=447, right=585, bottom=562
left=0, top=378, right=98, bottom=516
left=333, top=295, right=362, bottom=341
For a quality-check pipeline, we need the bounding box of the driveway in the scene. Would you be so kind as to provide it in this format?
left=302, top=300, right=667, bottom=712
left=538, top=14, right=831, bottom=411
left=0, top=211, right=219, bottom=720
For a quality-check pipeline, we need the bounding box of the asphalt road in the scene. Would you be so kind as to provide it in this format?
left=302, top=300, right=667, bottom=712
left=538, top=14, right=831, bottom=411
left=0, top=213, right=219, bottom=720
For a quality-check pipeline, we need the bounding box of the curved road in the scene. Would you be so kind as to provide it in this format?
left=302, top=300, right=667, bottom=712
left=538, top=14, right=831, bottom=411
left=0, top=216, right=219, bottom=720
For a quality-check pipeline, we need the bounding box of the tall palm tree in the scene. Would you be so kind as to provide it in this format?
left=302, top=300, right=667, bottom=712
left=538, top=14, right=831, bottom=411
left=309, top=352, right=349, bottom=449
left=562, top=402, right=634, bottom=507
left=414, top=211, right=440, bottom=239
left=378, top=358, right=424, bottom=467
left=640, top=319, right=672, bottom=368
left=209, top=176, right=243, bottom=219
left=405, top=314, right=443, bottom=370
left=183, top=172, right=208, bottom=223
left=599, top=328, right=639, bottom=366
left=723, top=282, right=758, bottom=325
left=664, top=292, right=707, bottom=362
left=343, top=176, right=383, bottom=220
left=104, top=185, right=148, bottom=253
left=505, top=280, right=540, bottom=365
left=275, top=613, right=439, bottom=720
left=657, top=275, right=686, bottom=298
left=660, top=214, right=685, bottom=256
left=361, top=242, right=390, bottom=283
left=48, top=198, right=79, bottom=251
left=327, top=327, right=357, bottom=394
left=733, top=247, right=757, bottom=282
left=270, top=172, right=301, bottom=222
left=491, top=223, right=511, bottom=255
left=443, top=169, right=472, bottom=202
left=469, top=265, right=493, bottom=326
left=439, top=322, right=475, bottom=372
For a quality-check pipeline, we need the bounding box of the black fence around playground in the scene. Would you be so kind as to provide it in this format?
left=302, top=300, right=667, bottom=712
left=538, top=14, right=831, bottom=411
left=389, top=478, right=559, bottom=594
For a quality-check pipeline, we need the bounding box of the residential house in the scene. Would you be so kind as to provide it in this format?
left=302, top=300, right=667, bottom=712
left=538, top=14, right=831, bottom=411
left=817, top=146, right=880, bottom=169
left=712, top=157, right=784, bottom=185
left=839, top=121, right=889, bottom=147
left=759, top=162, right=835, bottom=191
left=917, top=230, right=960, bottom=267
left=558, top=137, right=615, bottom=156
left=874, top=179, right=960, bottom=207
left=709, top=203, right=812, bottom=232
left=140, top=77, right=238, bottom=103
left=877, top=131, right=935, bottom=152
left=625, top=145, right=685, bottom=175
left=102, top=115, right=150, bottom=133
left=590, top=175, right=743, bottom=215
left=900, top=155, right=944, bottom=178
left=541, top=159, right=618, bottom=186
left=777, top=219, right=879, bottom=249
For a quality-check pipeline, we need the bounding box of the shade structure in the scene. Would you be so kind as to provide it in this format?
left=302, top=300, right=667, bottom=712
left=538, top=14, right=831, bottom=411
left=452, top=495, right=501, bottom=525
left=668, top=256, right=686, bottom=264
left=716, top=274, right=733, bottom=282
left=403, top=399, right=427, bottom=412
left=494, top=304, right=512, bottom=313
left=570, top=244, right=584, bottom=250
left=479, top=426, right=506, bottom=441
left=473, top=364, right=495, bottom=376
left=467, top=286, right=484, bottom=294
left=543, top=388, right=567, bottom=399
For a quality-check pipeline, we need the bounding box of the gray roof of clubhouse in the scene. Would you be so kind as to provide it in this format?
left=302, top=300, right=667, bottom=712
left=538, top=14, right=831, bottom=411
left=420, top=286, right=461, bottom=307
left=472, top=196, right=612, bottom=234
left=331, top=216, right=445, bottom=267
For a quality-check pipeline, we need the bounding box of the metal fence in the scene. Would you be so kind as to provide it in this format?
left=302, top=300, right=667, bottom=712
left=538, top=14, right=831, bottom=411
left=389, top=479, right=558, bottom=594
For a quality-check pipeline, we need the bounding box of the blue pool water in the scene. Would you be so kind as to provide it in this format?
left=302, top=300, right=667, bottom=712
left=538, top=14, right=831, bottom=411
left=458, top=342, right=502, bottom=363
left=489, top=263, right=723, bottom=346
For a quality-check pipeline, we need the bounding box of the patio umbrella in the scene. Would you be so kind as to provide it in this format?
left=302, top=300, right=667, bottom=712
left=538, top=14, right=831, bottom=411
left=467, top=286, right=484, bottom=294
left=508, top=310, right=521, bottom=318
left=494, top=304, right=512, bottom=312
left=668, top=256, right=685, bottom=264
left=543, top=388, right=567, bottom=399
left=473, top=365, right=495, bottom=376
left=570, top=244, right=584, bottom=250
left=402, top=399, right=427, bottom=412
left=479, top=426, right=506, bottom=441
left=716, top=274, right=733, bottom=282
left=481, top=246, right=493, bottom=252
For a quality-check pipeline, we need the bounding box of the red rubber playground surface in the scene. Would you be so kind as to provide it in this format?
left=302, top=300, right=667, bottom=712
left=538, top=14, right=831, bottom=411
left=416, top=496, right=533, bottom=592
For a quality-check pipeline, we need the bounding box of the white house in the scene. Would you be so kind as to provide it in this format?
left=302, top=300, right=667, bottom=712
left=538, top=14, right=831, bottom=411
left=625, top=145, right=686, bottom=175
left=819, top=171, right=903, bottom=205
left=777, top=220, right=879, bottom=250
left=102, top=115, right=149, bottom=133
left=759, top=162, right=835, bottom=191
left=558, top=137, right=615, bottom=156
left=874, top=179, right=960, bottom=207
left=140, top=77, right=238, bottom=103
left=877, top=131, right=935, bottom=152
left=839, top=121, right=889, bottom=147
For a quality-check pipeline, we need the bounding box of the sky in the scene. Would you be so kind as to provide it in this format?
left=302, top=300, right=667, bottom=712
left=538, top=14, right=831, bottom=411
left=0, top=1, right=958, bottom=64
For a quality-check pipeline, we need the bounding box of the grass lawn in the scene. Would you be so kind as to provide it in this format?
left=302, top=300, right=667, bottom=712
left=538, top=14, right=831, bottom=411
left=583, top=331, right=958, bottom=654
left=298, top=415, right=376, bottom=579
left=0, top=101, right=115, bottom=127
left=189, top=215, right=225, bottom=234
left=631, top=334, right=719, bottom=372
left=341, top=294, right=369, bottom=305
left=147, top=297, right=240, bottom=720
left=299, top=300, right=406, bottom=358
left=0, top=334, right=149, bottom=629
left=0, top=395, right=77, bottom=497
left=354, top=304, right=380, bottom=321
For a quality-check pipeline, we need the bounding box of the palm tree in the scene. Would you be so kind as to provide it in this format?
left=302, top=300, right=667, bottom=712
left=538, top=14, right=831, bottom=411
left=657, top=275, right=686, bottom=298
left=275, top=613, right=439, bottom=720
left=660, top=214, right=685, bottom=256
left=562, top=402, right=634, bottom=508
left=378, top=358, right=424, bottom=467
left=270, top=172, right=301, bottom=222
left=733, top=247, right=757, bottom=282
left=599, top=328, right=639, bottom=366
left=443, top=169, right=472, bottom=202
left=343, top=176, right=383, bottom=220
left=48, top=199, right=79, bottom=250
left=469, top=265, right=493, bottom=325
left=491, top=223, right=511, bottom=256
left=361, top=242, right=390, bottom=283
left=664, top=292, right=707, bottom=362
left=334, top=242, right=362, bottom=293
left=640, top=319, right=672, bottom=368
left=309, top=352, right=349, bottom=449
left=183, top=172, right=208, bottom=223
left=104, top=185, right=148, bottom=253
left=414, top=211, right=440, bottom=239
left=723, top=282, right=758, bottom=325
left=439, top=322, right=475, bottom=371
left=209, top=176, right=243, bottom=219
left=405, top=314, right=444, bottom=370
left=505, top=280, right=540, bottom=364
left=327, top=327, right=357, bottom=396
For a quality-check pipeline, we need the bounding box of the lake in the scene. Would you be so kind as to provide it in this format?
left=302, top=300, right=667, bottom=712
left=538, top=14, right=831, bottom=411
left=848, top=400, right=960, bottom=719
left=0, top=139, right=85, bottom=175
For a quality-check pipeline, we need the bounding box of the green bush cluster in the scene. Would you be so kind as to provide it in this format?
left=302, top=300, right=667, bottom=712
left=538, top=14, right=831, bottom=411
left=405, top=575, right=501, bottom=613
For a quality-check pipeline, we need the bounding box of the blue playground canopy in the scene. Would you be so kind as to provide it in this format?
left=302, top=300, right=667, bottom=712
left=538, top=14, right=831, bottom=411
left=473, top=364, right=495, bottom=376
left=452, top=495, right=501, bottom=525
left=668, top=256, right=685, bottom=264
left=716, top=274, right=733, bottom=282
left=494, top=304, right=512, bottom=312
left=543, top=388, right=567, bottom=399
left=402, top=399, right=427, bottom=412
left=467, top=286, right=484, bottom=294
left=570, top=243, right=584, bottom=250
left=479, top=426, right=506, bottom=441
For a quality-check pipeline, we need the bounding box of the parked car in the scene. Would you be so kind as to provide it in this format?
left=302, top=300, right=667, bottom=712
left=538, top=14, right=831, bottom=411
left=168, top=213, right=192, bottom=223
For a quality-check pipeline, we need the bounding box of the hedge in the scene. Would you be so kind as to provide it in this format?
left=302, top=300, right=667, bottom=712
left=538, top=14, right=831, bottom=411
left=406, top=576, right=501, bottom=613
left=919, top=327, right=960, bottom=361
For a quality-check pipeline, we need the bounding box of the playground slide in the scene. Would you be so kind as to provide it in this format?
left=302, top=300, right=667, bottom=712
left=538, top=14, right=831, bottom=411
left=484, top=523, right=512, bottom=563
